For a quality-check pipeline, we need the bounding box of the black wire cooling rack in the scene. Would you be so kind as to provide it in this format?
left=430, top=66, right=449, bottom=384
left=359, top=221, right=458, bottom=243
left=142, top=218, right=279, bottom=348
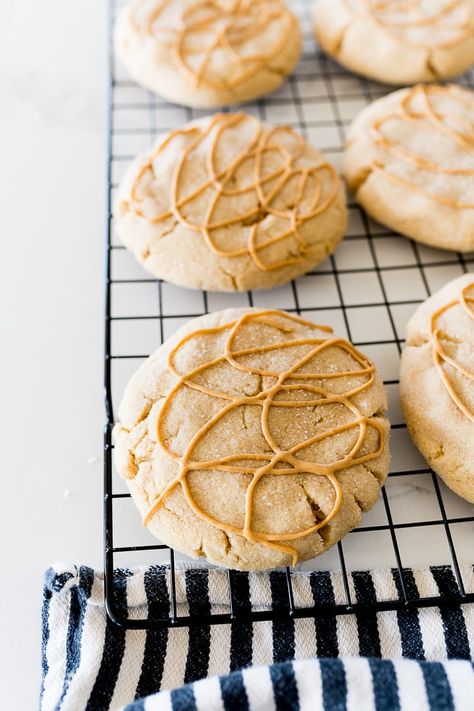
left=104, top=0, right=474, bottom=629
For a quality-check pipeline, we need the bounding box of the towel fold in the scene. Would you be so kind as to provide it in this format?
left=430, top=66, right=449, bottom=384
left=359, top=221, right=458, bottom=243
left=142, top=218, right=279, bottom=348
left=119, top=657, right=474, bottom=711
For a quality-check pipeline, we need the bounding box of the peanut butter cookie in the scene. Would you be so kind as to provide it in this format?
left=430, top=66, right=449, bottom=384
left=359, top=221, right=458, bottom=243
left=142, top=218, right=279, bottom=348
left=115, top=0, right=302, bottom=107
left=344, top=84, right=474, bottom=252
left=313, top=0, right=474, bottom=85
left=114, top=308, right=391, bottom=570
left=401, top=274, right=474, bottom=503
left=115, top=113, right=347, bottom=291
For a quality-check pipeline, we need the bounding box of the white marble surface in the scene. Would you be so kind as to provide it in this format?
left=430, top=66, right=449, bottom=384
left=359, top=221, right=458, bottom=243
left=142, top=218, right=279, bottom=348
left=0, top=1, right=106, bottom=706
left=1, top=2, right=473, bottom=708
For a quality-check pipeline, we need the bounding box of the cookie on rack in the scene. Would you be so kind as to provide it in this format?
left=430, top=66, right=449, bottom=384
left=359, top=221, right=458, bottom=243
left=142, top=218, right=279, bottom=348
left=114, top=308, right=391, bottom=571
left=114, top=113, right=347, bottom=291
left=115, top=0, right=302, bottom=107
left=344, top=84, right=474, bottom=252
left=400, top=274, right=474, bottom=503
left=313, top=0, right=474, bottom=85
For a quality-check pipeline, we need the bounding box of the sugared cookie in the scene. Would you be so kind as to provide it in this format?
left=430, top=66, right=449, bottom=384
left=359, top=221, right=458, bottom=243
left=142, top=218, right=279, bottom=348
left=400, top=275, right=474, bottom=503
left=115, top=0, right=302, bottom=107
left=313, top=0, right=474, bottom=85
left=344, top=84, right=474, bottom=252
left=115, top=113, right=347, bottom=291
left=114, top=308, right=390, bottom=570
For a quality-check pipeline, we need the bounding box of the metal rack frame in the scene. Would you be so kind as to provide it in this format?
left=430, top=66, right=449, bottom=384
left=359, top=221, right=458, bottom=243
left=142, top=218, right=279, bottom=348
left=104, top=0, right=474, bottom=629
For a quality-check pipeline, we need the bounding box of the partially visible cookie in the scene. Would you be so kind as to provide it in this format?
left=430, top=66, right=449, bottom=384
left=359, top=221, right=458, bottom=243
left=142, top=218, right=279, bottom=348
left=114, top=308, right=390, bottom=570
left=344, top=84, right=474, bottom=252
left=115, top=0, right=302, bottom=107
left=400, top=274, right=474, bottom=503
left=114, top=113, right=347, bottom=291
left=313, top=0, right=474, bottom=85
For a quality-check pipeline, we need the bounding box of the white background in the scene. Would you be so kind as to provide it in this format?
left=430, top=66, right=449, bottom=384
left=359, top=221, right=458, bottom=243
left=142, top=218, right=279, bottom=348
left=0, top=1, right=106, bottom=705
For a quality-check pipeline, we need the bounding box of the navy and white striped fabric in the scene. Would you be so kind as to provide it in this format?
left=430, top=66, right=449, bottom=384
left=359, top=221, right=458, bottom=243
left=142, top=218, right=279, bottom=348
left=41, top=564, right=474, bottom=711
left=122, top=658, right=474, bottom=711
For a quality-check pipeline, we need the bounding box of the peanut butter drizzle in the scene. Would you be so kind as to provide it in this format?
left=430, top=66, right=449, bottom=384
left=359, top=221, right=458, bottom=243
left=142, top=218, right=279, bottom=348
left=430, top=282, right=474, bottom=421
left=130, top=0, right=296, bottom=90
left=369, top=84, right=474, bottom=209
left=142, top=310, right=386, bottom=565
left=360, top=0, right=473, bottom=49
left=128, top=113, right=340, bottom=272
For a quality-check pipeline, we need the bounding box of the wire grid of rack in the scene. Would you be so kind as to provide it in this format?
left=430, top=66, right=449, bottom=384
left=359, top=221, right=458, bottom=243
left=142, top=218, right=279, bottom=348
left=104, top=0, right=474, bottom=629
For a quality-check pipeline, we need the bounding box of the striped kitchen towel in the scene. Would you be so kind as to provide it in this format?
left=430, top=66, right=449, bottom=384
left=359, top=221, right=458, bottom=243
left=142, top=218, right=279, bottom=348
left=41, top=563, right=474, bottom=711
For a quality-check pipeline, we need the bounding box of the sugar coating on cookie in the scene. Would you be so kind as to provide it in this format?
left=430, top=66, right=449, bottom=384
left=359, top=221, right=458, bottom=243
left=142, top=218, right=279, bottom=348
left=115, top=0, right=302, bottom=107
left=344, top=84, right=474, bottom=252
left=400, top=274, right=474, bottom=503
left=114, top=308, right=390, bottom=570
left=313, top=0, right=474, bottom=85
left=115, top=113, right=347, bottom=291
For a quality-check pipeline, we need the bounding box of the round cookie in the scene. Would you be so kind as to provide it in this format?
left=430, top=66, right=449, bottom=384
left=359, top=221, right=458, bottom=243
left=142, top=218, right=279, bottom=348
left=400, top=274, right=474, bottom=503
left=344, top=84, right=474, bottom=252
left=114, top=308, right=391, bottom=571
left=313, top=0, right=474, bottom=85
left=114, top=113, right=347, bottom=291
left=115, top=0, right=302, bottom=107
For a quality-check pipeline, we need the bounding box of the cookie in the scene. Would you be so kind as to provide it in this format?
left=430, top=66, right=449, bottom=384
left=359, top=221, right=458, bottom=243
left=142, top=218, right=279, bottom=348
left=400, top=274, right=474, bottom=503
left=115, top=113, right=347, bottom=291
left=344, top=84, right=474, bottom=252
left=313, top=0, right=474, bottom=85
left=115, top=0, right=302, bottom=107
left=114, top=308, right=390, bottom=571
